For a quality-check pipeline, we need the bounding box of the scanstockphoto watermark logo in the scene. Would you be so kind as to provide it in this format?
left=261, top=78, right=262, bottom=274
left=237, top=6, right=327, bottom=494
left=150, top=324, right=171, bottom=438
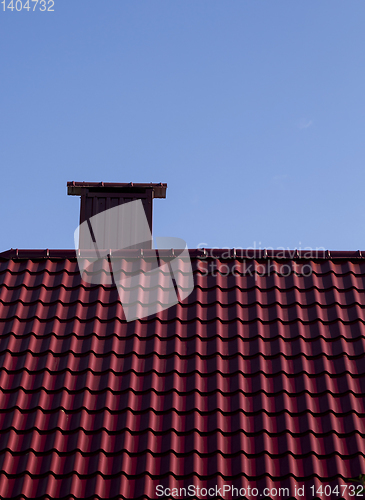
left=73, top=200, right=194, bottom=322
left=155, top=483, right=298, bottom=498
left=197, top=242, right=326, bottom=260
left=196, top=243, right=324, bottom=279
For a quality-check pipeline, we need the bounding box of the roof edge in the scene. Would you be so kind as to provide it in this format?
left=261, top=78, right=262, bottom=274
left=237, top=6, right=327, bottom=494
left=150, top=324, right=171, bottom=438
left=1, top=249, right=364, bottom=260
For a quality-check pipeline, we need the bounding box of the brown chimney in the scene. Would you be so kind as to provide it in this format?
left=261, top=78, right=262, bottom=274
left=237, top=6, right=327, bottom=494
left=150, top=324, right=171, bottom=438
left=67, top=182, right=167, bottom=250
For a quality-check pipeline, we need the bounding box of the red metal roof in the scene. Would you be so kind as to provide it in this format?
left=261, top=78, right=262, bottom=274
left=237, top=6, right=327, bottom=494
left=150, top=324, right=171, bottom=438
left=1, top=249, right=365, bottom=499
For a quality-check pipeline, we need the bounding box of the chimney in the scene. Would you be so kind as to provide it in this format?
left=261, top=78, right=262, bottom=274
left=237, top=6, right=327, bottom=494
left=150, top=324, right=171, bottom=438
left=67, top=182, right=167, bottom=250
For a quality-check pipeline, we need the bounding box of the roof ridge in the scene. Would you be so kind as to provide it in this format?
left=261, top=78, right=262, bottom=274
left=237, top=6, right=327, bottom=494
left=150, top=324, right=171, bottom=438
left=1, top=248, right=365, bottom=260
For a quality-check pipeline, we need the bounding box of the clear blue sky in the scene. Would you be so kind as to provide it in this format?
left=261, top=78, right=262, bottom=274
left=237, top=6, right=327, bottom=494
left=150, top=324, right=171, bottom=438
left=1, top=1, right=365, bottom=251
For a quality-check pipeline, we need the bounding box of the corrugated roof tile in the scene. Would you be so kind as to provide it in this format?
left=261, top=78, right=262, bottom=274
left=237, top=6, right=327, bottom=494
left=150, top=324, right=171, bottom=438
left=1, top=251, right=365, bottom=498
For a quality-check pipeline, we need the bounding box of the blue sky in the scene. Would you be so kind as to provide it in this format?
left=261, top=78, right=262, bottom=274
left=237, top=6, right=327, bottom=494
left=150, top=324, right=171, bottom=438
left=1, top=1, right=365, bottom=251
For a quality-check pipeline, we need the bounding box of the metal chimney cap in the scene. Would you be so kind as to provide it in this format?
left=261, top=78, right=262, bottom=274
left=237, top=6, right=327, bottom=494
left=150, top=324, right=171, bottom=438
left=67, top=182, right=167, bottom=199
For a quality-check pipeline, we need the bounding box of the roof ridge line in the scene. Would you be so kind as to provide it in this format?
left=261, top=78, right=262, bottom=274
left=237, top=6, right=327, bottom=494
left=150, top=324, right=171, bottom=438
left=1, top=248, right=365, bottom=260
